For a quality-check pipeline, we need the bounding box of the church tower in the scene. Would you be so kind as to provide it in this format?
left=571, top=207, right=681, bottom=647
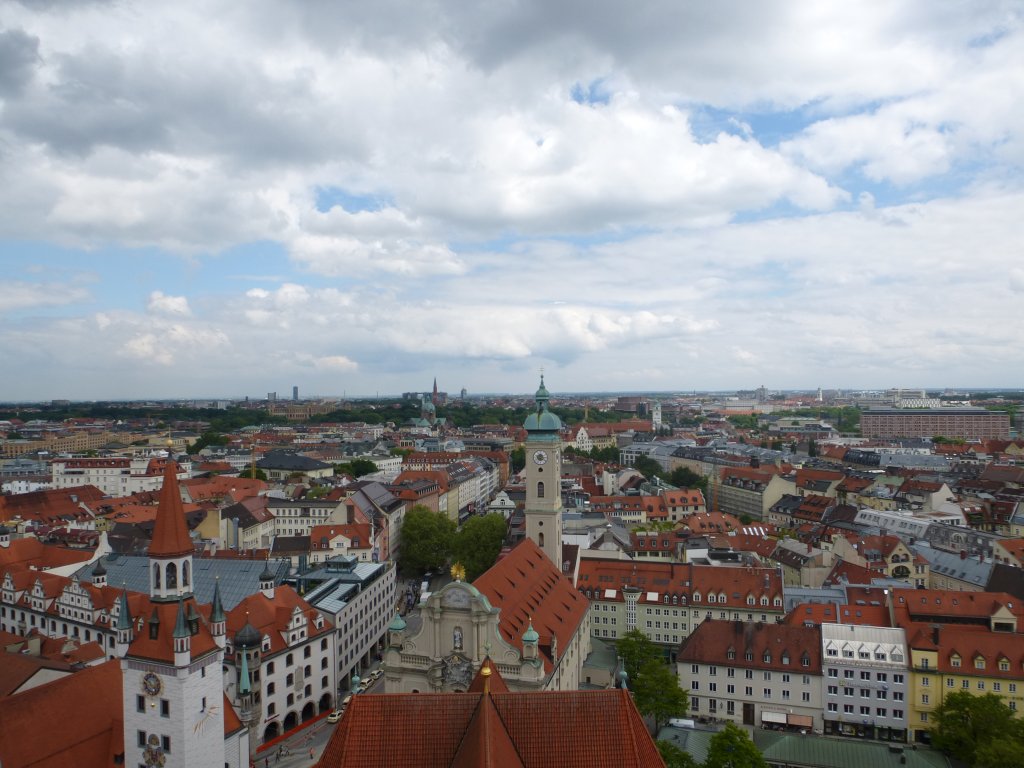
left=148, top=461, right=194, bottom=603
left=522, top=375, right=564, bottom=568
left=122, top=461, right=227, bottom=768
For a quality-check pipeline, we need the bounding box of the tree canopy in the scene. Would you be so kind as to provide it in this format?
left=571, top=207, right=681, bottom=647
left=616, top=629, right=660, bottom=682
left=656, top=740, right=699, bottom=768
left=631, top=657, right=688, bottom=732
left=704, top=723, right=767, bottom=768
left=398, top=505, right=456, bottom=576
left=333, top=457, right=379, bottom=478
left=452, top=514, right=507, bottom=580
left=931, top=691, right=1024, bottom=766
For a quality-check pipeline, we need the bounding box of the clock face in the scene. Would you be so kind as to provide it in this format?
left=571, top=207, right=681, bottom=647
left=533, top=450, right=549, bottom=466
left=142, top=671, right=162, bottom=697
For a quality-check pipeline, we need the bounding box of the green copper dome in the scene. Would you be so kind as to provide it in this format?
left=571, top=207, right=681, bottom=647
left=522, top=620, right=539, bottom=643
left=388, top=612, right=407, bottom=632
left=523, top=375, right=562, bottom=432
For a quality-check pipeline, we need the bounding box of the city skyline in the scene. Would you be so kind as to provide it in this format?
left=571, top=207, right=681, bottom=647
left=1, top=2, right=1023, bottom=400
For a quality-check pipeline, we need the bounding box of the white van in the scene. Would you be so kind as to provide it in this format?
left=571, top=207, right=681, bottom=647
left=668, top=718, right=696, bottom=729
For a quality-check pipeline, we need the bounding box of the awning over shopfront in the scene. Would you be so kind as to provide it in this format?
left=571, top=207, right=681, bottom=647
left=761, top=711, right=787, bottom=724
left=788, top=715, right=813, bottom=728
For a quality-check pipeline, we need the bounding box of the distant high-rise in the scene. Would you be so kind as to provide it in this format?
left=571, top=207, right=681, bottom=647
left=292, top=385, right=299, bottom=401
left=268, top=392, right=277, bottom=402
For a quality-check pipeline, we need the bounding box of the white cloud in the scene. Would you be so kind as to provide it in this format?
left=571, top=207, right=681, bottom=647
left=147, top=291, right=191, bottom=316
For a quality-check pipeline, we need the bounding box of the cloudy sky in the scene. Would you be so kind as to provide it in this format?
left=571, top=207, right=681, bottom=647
left=1, top=1, right=1022, bottom=400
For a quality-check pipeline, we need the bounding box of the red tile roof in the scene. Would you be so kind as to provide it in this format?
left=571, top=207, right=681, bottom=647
left=149, top=462, right=193, bottom=558
left=317, top=688, right=663, bottom=768
left=473, top=539, right=589, bottom=674
left=677, top=618, right=822, bottom=673
left=0, top=658, right=124, bottom=768
left=0, top=538, right=95, bottom=571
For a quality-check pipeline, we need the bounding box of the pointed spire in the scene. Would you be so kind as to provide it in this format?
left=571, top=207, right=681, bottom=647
left=210, top=577, right=225, bottom=624
left=173, top=598, right=189, bottom=639
left=239, top=648, right=252, bottom=695
left=115, top=588, right=133, bottom=631
left=149, top=461, right=193, bottom=558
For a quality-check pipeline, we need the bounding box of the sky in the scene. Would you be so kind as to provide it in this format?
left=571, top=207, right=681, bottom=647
left=1, top=1, right=1023, bottom=401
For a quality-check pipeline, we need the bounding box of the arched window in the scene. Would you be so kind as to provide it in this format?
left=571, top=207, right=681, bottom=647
left=166, top=562, right=177, bottom=590
left=153, top=563, right=161, bottom=589
left=537, top=481, right=545, bottom=498
left=539, top=532, right=545, bottom=547
left=182, top=561, right=190, bottom=587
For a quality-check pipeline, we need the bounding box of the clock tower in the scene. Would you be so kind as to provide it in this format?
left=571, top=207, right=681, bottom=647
left=122, top=462, right=229, bottom=768
left=523, top=375, right=564, bottom=568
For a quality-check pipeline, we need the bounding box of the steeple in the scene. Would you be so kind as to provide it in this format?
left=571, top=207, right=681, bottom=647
left=148, top=461, right=194, bottom=602
left=210, top=577, right=226, bottom=647
left=172, top=598, right=191, bottom=666
left=115, top=587, right=133, bottom=654
left=522, top=374, right=564, bottom=566
left=259, top=560, right=275, bottom=599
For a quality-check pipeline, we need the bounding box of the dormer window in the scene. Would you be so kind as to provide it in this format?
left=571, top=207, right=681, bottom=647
left=951, top=655, right=961, bottom=668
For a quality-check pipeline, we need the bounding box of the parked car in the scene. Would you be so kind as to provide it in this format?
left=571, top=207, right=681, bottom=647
left=327, top=709, right=344, bottom=724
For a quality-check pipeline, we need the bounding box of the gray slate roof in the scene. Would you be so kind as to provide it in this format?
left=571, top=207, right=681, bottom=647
left=75, top=554, right=291, bottom=611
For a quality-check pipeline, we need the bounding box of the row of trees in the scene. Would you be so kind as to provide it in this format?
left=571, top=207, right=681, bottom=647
left=398, top=506, right=508, bottom=581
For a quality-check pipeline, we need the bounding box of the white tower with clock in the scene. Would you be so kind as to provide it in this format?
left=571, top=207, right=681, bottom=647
left=523, top=375, right=564, bottom=568
left=121, top=462, right=236, bottom=768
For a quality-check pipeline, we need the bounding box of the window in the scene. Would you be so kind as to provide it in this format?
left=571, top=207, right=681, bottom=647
left=922, top=694, right=929, bottom=705
left=745, top=670, right=753, bottom=679
left=946, top=678, right=954, bottom=688
left=828, top=669, right=838, bottom=678
left=691, top=681, right=699, bottom=691
left=893, top=674, right=904, bottom=684
left=136, top=695, right=145, bottom=713
left=861, top=671, right=871, bottom=681
left=876, top=708, right=887, bottom=717
left=843, top=670, right=854, bottom=679
left=782, top=690, right=790, bottom=700
left=691, top=697, right=699, bottom=711
left=537, top=481, right=545, bottom=498
left=137, top=731, right=146, bottom=748
left=860, top=706, right=870, bottom=715
left=894, top=709, right=904, bottom=719
left=304, top=646, right=312, bottom=659
left=802, top=691, right=810, bottom=702
left=709, top=666, right=717, bottom=676
left=161, top=736, right=170, bottom=753
left=962, top=680, right=970, bottom=689
left=267, top=682, right=275, bottom=695
left=828, top=686, right=838, bottom=695
left=922, top=677, right=930, bottom=687
left=691, top=664, right=699, bottom=674
left=160, top=699, right=169, bottom=717
left=843, top=704, right=854, bottom=714
left=828, top=703, right=838, bottom=712
left=763, top=688, right=771, bottom=698
left=745, top=687, right=752, bottom=697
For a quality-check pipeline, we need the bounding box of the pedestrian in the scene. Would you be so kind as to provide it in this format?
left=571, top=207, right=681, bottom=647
left=265, top=758, right=269, bottom=768
left=310, top=747, right=315, bottom=758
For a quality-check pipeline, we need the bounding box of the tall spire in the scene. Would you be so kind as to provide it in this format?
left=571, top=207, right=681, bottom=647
left=210, top=577, right=225, bottom=624
left=149, top=461, right=192, bottom=558
left=239, top=648, right=251, bottom=695
left=173, top=598, right=190, bottom=640
left=115, top=588, right=133, bottom=631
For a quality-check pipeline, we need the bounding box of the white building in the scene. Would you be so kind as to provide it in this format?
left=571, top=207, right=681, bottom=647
left=51, top=456, right=189, bottom=497
left=820, top=623, right=909, bottom=742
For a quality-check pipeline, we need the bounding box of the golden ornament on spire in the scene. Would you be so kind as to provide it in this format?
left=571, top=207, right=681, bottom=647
left=450, top=562, right=466, bottom=582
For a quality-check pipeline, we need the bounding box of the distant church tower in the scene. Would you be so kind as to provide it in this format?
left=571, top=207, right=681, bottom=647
left=121, top=462, right=227, bottom=768
left=523, top=375, right=564, bottom=568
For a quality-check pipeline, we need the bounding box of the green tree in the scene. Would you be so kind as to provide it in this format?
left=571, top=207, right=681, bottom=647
left=510, top=446, right=526, bottom=473
left=807, top=439, right=817, bottom=457
left=667, top=466, right=708, bottom=492
left=976, top=735, right=1024, bottom=768
left=656, top=740, right=699, bottom=768
left=398, top=505, right=456, bottom=576
left=931, top=691, right=1021, bottom=766
left=187, top=430, right=229, bottom=453
left=333, top=458, right=379, bottom=478
left=704, top=722, right=767, bottom=768
left=633, top=455, right=665, bottom=480
left=246, top=467, right=267, bottom=481
left=616, top=629, right=660, bottom=682
left=452, top=514, right=508, bottom=580
left=631, top=658, right=688, bottom=732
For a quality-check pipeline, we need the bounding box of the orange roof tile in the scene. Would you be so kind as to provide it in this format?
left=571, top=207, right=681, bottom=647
left=0, top=659, right=124, bottom=767
left=149, top=462, right=193, bottom=558
left=473, top=539, right=589, bottom=674
left=317, top=688, right=662, bottom=768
